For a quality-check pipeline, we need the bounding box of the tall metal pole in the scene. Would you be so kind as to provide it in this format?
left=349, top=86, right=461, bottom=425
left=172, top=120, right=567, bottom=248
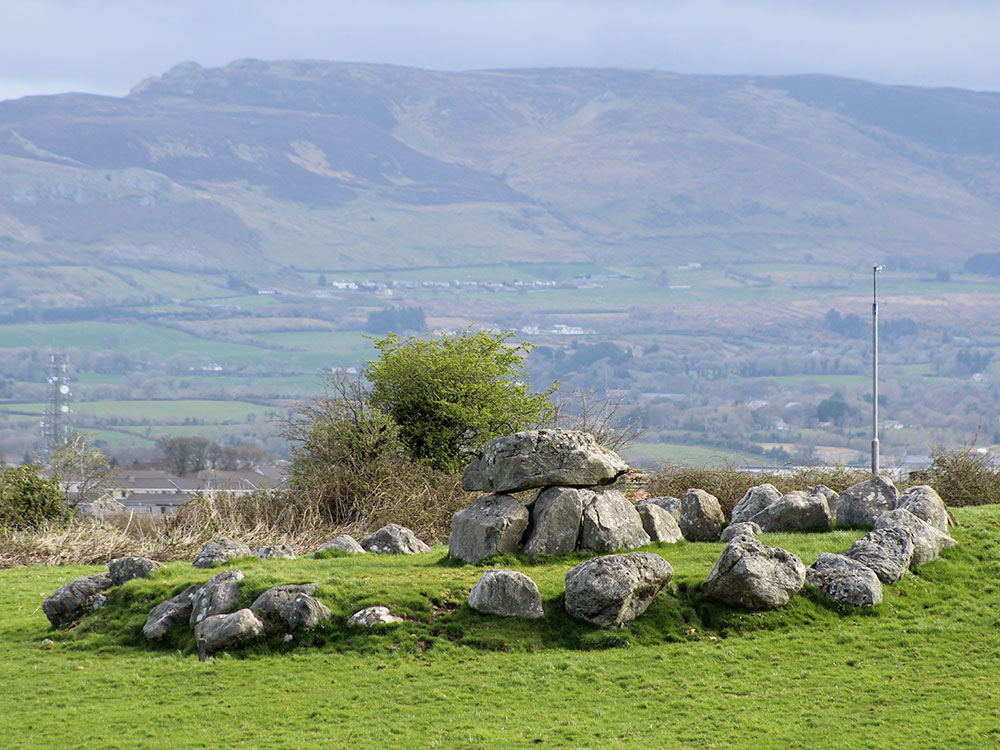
left=871, top=265, right=883, bottom=476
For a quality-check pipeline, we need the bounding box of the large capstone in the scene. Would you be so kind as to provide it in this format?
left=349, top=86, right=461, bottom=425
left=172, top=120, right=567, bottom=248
left=730, top=484, right=782, bottom=524
left=564, top=552, right=673, bottom=627
left=195, top=609, right=264, bottom=654
left=462, top=429, right=629, bottom=493
left=468, top=569, right=544, bottom=619
left=836, top=476, right=899, bottom=529
left=806, top=552, right=883, bottom=606
left=753, top=490, right=832, bottom=533
left=250, top=584, right=330, bottom=632
left=679, top=489, right=725, bottom=541
left=522, top=486, right=591, bottom=557
left=875, top=508, right=957, bottom=566
left=636, top=502, right=683, bottom=543
left=143, top=585, right=200, bottom=640
left=42, top=573, right=114, bottom=628
left=448, top=493, right=529, bottom=563
left=580, top=490, right=651, bottom=552
left=896, top=485, right=949, bottom=533
left=361, top=524, right=430, bottom=554
left=190, top=569, right=245, bottom=627
left=192, top=537, right=252, bottom=568
left=843, top=527, right=914, bottom=584
left=701, top=536, right=806, bottom=609
left=108, top=556, right=161, bottom=586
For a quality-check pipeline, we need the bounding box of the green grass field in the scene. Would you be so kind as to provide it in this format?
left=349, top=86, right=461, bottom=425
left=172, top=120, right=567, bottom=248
left=1, top=505, right=997, bottom=748
left=623, top=442, right=760, bottom=467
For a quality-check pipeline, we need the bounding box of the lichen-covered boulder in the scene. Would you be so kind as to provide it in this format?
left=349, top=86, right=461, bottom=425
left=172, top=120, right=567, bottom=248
left=192, top=537, right=252, bottom=568
left=190, top=570, right=245, bottom=627
left=875, top=508, right=957, bottom=566
left=836, top=476, right=899, bottom=529
left=753, top=491, right=832, bottom=533
left=645, top=496, right=681, bottom=522
left=315, top=535, right=365, bottom=555
left=462, top=429, right=629, bottom=493
left=254, top=544, right=296, bottom=560
left=468, top=569, right=544, bottom=619
left=701, top=536, right=806, bottom=609
left=809, top=485, right=841, bottom=519
left=108, top=556, right=161, bottom=586
left=843, top=527, right=914, bottom=584
left=195, top=609, right=264, bottom=654
left=720, top=521, right=762, bottom=542
left=448, top=494, right=529, bottom=563
left=346, top=606, right=404, bottom=627
left=636, top=502, right=683, bottom=543
left=143, top=585, right=199, bottom=640
left=679, top=489, right=725, bottom=541
left=361, top=524, right=430, bottom=554
left=730, top=484, right=782, bottom=524
left=580, top=490, right=650, bottom=552
left=42, top=573, right=114, bottom=628
left=522, top=486, right=591, bottom=557
left=896, top=485, right=949, bottom=532
left=564, top=552, right=673, bottom=627
left=806, top=553, right=882, bottom=606
left=251, top=584, right=330, bottom=631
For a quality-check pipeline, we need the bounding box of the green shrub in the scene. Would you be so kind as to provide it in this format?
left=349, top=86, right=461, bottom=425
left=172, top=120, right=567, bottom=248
left=907, top=444, right=1000, bottom=507
left=0, top=464, right=68, bottom=529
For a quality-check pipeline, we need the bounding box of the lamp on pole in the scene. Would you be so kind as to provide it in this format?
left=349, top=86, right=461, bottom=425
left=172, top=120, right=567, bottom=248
left=871, top=264, right=884, bottom=476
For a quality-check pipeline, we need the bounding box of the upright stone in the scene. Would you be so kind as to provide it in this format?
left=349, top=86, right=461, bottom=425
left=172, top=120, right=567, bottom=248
left=701, top=536, right=805, bottom=609
left=875, top=508, right=956, bottom=566
left=720, top=521, right=762, bottom=542
left=836, top=476, right=899, bottom=528
left=580, top=490, right=651, bottom=552
left=448, top=494, right=529, bottom=563
left=730, top=484, right=782, bottom=524
left=522, top=486, right=591, bottom=557
left=636, top=502, right=683, bottom=543
left=843, top=528, right=914, bottom=584
left=564, top=552, right=673, bottom=627
left=679, top=489, right=725, bottom=541
left=254, top=544, right=295, bottom=560
left=468, top=569, right=544, bottom=619
left=897, top=485, right=949, bottom=532
left=809, top=485, right=841, bottom=519
left=462, top=429, right=629, bottom=493
left=645, top=496, right=681, bottom=522
left=190, top=570, right=244, bottom=627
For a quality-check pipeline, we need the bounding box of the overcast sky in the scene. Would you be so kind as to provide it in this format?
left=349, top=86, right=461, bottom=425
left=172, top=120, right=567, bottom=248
left=2, top=0, right=1000, bottom=102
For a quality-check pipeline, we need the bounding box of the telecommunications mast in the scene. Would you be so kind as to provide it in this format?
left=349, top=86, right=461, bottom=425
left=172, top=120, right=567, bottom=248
left=42, top=352, right=72, bottom=452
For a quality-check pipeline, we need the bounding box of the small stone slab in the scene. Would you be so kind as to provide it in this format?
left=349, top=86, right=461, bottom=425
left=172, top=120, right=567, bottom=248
left=254, top=544, right=296, bottom=560
left=192, top=537, right=251, bottom=568
left=315, top=535, right=366, bottom=555
left=346, top=606, right=404, bottom=627
left=143, top=585, right=199, bottom=640
left=843, top=527, right=914, bottom=584
left=807, top=553, right=882, bottom=606
left=636, top=502, right=683, bottom=543
left=523, top=486, right=591, bottom=557
left=448, top=493, right=529, bottom=563
left=108, top=556, right=161, bottom=586
left=580, top=490, right=650, bottom=552
left=468, top=569, right=543, bottom=619
left=679, top=489, right=725, bottom=541
left=361, top=524, right=430, bottom=554
left=564, top=552, right=673, bottom=627
left=43, top=573, right=114, bottom=628
left=195, top=609, right=264, bottom=654
left=190, top=570, right=244, bottom=627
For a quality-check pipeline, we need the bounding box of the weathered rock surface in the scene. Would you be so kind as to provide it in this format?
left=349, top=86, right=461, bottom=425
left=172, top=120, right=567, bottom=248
left=580, top=490, right=651, bottom=552
left=522, top=486, right=591, bottom=557
left=645, top=496, right=681, bottom=522
left=143, top=584, right=200, bottom=639
left=679, top=489, right=725, bottom=541
left=195, top=608, right=264, bottom=654
left=753, top=491, right=832, bottom=533
left=192, top=537, right=252, bottom=568
left=701, top=537, right=806, bottom=609
left=190, top=570, right=245, bottom=627
left=254, top=544, right=296, bottom=560
left=462, top=429, right=629, bottom=493
left=875, top=508, right=957, bottom=565
left=809, top=485, right=841, bottom=519
left=361, top=524, right=430, bottom=554
left=843, top=527, right=914, bottom=583
left=468, top=569, right=544, bottom=619
left=315, top=535, right=365, bottom=555
left=346, top=605, right=404, bottom=627
left=43, top=573, right=114, bottom=628
left=448, top=493, right=529, bottom=563
left=806, top=553, right=883, bottom=606
left=251, top=584, right=331, bottom=631
left=564, top=552, right=674, bottom=627
left=636, top=502, right=683, bottom=543
left=836, top=476, right=899, bottom=529
left=720, top=521, right=762, bottom=542
left=730, top=484, right=782, bottom=524
left=897, top=485, right=949, bottom=532
left=108, top=556, right=161, bottom=586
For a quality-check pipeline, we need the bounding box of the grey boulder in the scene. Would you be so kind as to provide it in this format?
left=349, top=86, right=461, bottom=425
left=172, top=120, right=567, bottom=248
left=195, top=608, right=264, bottom=654
left=806, top=553, right=883, bottom=606
left=679, top=489, right=725, bottom=541
left=753, top=490, right=831, bottom=532
left=315, top=535, right=365, bottom=555
left=875, top=508, right=957, bottom=566
left=361, top=524, right=430, bottom=554
left=580, top=490, right=650, bottom=552
left=143, top=584, right=200, bottom=640
left=42, top=573, right=114, bottom=628
left=564, top=552, right=674, bottom=627
left=720, top=521, right=762, bottom=542
left=251, top=584, right=330, bottom=631
left=843, top=527, right=914, bottom=584
left=448, top=493, right=529, bottom=563
left=897, top=485, right=949, bottom=532
left=192, top=537, right=252, bottom=568
left=636, top=502, right=683, bottom=543
left=346, top=605, right=404, bottom=627
left=701, top=536, right=806, bottom=609
left=462, top=429, right=629, bottom=493
left=730, top=483, right=782, bottom=524
left=522, top=486, right=591, bottom=557
left=108, top=556, right=161, bottom=586
left=645, top=496, right=681, bottom=522
left=254, top=544, right=296, bottom=560
left=836, top=476, right=899, bottom=528
left=809, top=485, right=841, bottom=518
left=468, top=569, right=544, bottom=619
left=190, top=569, right=244, bottom=627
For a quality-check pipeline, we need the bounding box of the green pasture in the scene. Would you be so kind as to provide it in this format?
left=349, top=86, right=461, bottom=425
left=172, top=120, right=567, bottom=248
left=1, top=399, right=275, bottom=424
left=1, top=506, right=996, bottom=748
left=623, top=442, right=761, bottom=468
